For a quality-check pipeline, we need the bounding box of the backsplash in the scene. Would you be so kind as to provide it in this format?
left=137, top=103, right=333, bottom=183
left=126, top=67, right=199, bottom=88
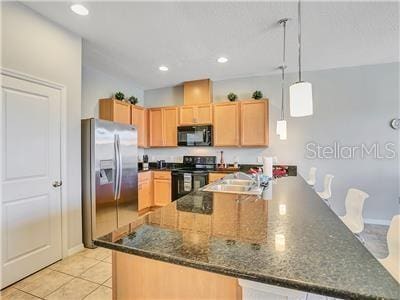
left=142, top=147, right=283, bottom=165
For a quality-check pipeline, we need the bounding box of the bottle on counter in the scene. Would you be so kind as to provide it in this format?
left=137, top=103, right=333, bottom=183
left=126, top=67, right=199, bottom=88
left=233, top=156, right=239, bottom=169
left=142, top=155, right=149, bottom=171
left=219, top=150, right=225, bottom=169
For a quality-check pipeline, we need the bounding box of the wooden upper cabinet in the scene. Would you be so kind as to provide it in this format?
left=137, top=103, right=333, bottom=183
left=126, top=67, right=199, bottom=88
left=240, top=100, right=269, bottom=146
left=99, top=98, right=131, bottom=125
left=183, top=79, right=213, bottom=105
left=131, top=105, right=148, bottom=148
left=149, top=107, right=177, bottom=147
left=163, top=107, right=178, bottom=147
left=179, top=106, right=196, bottom=125
left=178, top=104, right=212, bottom=125
left=197, top=104, right=213, bottom=124
left=149, top=108, right=163, bottom=147
left=213, top=102, right=240, bottom=146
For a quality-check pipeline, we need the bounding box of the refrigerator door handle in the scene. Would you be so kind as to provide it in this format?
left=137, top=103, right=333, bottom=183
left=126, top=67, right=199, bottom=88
left=116, top=134, right=123, bottom=200
left=113, top=134, right=119, bottom=200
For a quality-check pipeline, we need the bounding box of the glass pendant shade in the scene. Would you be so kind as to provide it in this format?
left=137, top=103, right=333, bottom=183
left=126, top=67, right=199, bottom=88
left=276, top=120, right=287, bottom=140
left=276, top=120, right=282, bottom=135
left=289, top=81, right=313, bottom=117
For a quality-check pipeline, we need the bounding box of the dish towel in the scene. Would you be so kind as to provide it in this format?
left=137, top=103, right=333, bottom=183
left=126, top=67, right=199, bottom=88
left=183, top=173, right=192, bottom=192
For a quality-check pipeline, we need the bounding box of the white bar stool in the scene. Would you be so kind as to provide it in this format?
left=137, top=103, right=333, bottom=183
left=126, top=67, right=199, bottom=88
left=316, top=174, right=334, bottom=206
left=339, top=188, right=369, bottom=243
left=306, top=167, right=317, bottom=187
left=379, top=215, right=399, bottom=283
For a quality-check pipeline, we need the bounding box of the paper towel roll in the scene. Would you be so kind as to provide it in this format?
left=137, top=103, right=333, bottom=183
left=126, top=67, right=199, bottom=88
left=262, top=157, right=273, bottom=177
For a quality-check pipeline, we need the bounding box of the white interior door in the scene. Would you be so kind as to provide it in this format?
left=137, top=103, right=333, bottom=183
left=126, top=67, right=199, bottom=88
left=1, top=73, right=63, bottom=288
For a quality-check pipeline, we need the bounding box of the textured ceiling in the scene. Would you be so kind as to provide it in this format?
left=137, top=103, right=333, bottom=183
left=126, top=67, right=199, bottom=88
left=24, top=1, right=399, bottom=90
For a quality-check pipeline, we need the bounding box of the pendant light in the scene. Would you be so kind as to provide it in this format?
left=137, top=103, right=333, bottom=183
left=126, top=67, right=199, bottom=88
left=290, top=0, right=313, bottom=117
left=277, top=18, right=288, bottom=140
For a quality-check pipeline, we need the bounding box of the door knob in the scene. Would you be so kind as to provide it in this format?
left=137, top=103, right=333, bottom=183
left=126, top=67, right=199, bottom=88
left=52, top=181, right=62, bottom=187
left=390, top=118, right=399, bottom=130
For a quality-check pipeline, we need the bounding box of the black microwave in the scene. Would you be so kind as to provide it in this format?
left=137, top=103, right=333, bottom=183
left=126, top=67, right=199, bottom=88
left=177, top=125, right=213, bottom=146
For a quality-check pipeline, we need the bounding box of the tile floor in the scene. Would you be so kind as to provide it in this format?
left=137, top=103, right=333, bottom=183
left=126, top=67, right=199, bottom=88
left=0, top=224, right=390, bottom=300
left=0, top=247, right=112, bottom=300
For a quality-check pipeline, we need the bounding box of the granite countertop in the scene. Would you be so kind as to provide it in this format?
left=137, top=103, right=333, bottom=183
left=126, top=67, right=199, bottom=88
left=95, top=176, right=399, bottom=300
left=138, top=164, right=297, bottom=176
left=138, top=168, right=172, bottom=173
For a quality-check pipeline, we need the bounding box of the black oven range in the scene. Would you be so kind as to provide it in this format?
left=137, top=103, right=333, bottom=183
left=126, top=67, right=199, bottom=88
left=171, top=156, right=216, bottom=200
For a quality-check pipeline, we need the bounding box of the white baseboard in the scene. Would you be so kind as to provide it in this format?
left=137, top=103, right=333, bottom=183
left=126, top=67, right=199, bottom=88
left=67, top=243, right=84, bottom=256
left=364, top=218, right=391, bottom=226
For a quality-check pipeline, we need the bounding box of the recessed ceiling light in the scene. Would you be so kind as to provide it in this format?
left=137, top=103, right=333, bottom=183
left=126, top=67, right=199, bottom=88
left=217, top=57, right=228, bottom=63
left=70, top=4, right=89, bottom=16
left=159, top=65, right=168, bottom=71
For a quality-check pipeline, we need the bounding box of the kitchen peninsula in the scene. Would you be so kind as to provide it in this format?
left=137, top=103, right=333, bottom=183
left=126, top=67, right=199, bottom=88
left=95, top=176, right=399, bottom=300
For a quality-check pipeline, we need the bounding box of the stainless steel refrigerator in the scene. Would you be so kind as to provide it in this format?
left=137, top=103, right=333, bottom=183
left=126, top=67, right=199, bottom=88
left=81, top=118, right=138, bottom=248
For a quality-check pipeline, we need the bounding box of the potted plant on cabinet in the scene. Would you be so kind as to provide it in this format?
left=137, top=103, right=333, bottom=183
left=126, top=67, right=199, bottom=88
left=227, top=92, right=238, bottom=102
left=114, top=91, right=125, bottom=101
left=128, top=96, right=138, bottom=105
left=252, top=90, right=263, bottom=100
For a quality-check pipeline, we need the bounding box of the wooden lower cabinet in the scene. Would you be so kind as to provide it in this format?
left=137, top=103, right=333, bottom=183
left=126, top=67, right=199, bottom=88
left=153, top=171, right=171, bottom=207
left=113, top=251, right=241, bottom=300
left=138, top=171, right=171, bottom=210
left=208, top=172, right=231, bottom=183
left=153, top=179, right=171, bottom=206
left=138, top=172, right=153, bottom=211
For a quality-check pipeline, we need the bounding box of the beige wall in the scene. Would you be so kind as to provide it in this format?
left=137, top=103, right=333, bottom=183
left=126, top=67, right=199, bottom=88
left=81, top=63, right=144, bottom=119
left=1, top=2, right=83, bottom=250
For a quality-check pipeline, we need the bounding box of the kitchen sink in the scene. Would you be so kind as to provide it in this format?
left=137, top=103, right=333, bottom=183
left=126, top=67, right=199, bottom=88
left=222, top=179, right=254, bottom=186
left=201, top=173, right=263, bottom=195
left=208, top=184, right=251, bottom=192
